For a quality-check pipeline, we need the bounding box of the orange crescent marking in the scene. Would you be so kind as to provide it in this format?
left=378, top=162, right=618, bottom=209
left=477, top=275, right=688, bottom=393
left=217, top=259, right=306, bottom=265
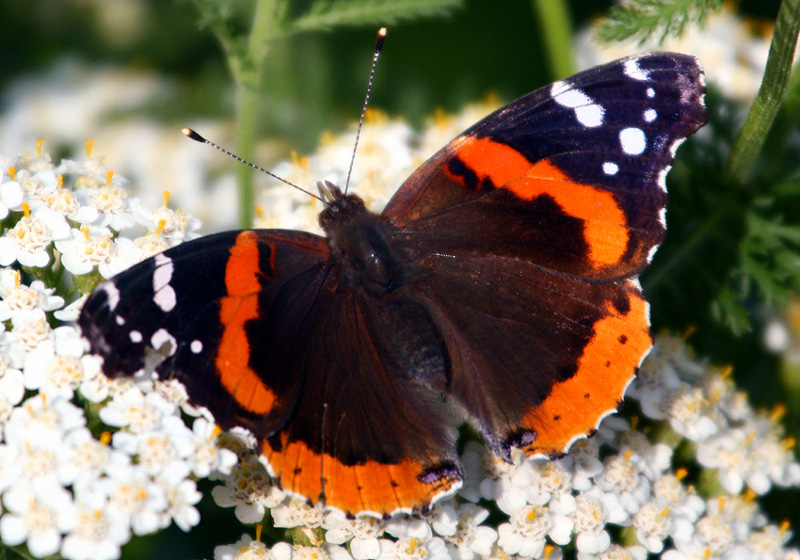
left=261, top=436, right=460, bottom=516
left=520, top=284, right=650, bottom=456
left=450, top=136, right=629, bottom=267
left=216, top=231, right=276, bottom=415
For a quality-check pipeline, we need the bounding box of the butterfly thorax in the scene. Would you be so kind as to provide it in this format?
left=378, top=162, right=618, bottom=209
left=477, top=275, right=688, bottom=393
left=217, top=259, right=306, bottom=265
left=318, top=182, right=411, bottom=297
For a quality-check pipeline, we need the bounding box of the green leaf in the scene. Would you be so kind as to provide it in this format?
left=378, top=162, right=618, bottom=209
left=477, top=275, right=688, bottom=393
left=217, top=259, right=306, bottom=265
left=596, top=0, right=722, bottom=45
left=290, top=0, right=463, bottom=33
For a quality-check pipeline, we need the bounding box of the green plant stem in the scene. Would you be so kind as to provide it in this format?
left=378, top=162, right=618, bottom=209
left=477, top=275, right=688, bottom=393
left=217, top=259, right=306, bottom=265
left=725, top=0, right=800, bottom=185
left=530, top=0, right=576, bottom=79
left=233, top=0, right=279, bottom=229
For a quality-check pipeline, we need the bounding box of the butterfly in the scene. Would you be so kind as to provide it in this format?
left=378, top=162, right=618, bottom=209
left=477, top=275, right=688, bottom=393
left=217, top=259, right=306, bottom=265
left=79, top=51, right=707, bottom=518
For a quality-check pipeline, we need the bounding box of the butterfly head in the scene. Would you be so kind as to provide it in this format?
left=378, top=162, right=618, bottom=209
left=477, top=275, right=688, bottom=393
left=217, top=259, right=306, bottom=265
left=317, top=180, right=368, bottom=233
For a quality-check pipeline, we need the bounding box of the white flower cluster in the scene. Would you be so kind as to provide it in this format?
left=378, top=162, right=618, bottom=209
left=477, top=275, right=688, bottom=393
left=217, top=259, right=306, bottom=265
left=0, top=144, right=222, bottom=559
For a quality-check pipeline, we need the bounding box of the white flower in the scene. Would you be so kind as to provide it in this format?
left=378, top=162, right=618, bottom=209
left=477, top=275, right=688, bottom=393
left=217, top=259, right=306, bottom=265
left=0, top=359, right=25, bottom=411
left=61, top=427, right=129, bottom=486
left=4, top=308, right=53, bottom=366
left=497, top=505, right=557, bottom=558
left=746, top=523, right=793, bottom=558
left=99, top=385, right=176, bottom=432
left=39, top=179, right=98, bottom=223
left=559, top=439, right=603, bottom=492
left=651, top=473, right=704, bottom=524
left=214, top=533, right=272, bottom=560
left=82, top=185, right=138, bottom=230
left=77, top=352, right=113, bottom=402
left=4, top=393, right=86, bottom=451
left=0, top=483, right=75, bottom=558
left=457, top=441, right=487, bottom=503
left=439, top=503, right=497, bottom=560
left=593, top=544, right=648, bottom=560
left=212, top=454, right=285, bottom=524
left=181, top=417, right=237, bottom=478
left=23, top=328, right=92, bottom=398
left=135, top=202, right=201, bottom=243
left=100, top=463, right=168, bottom=536
left=56, top=226, right=121, bottom=276
left=631, top=502, right=671, bottom=553
left=667, top=386, right=719, bottom=442
left=0, top=272, right=65, bottom=321
left=480, top=449, right=531, bottom=515
left=0, top=443, right=22, bottom=495
left=571, top=494, right=611, bottom=555
left=272, top=498, right=325, bottom=529
left=425, top=502, right=457, bottom=537
left=60, top=490, right=130, bottom=560
left=696, top=429, right=751, bottom=494
left=160, top=470, right=202, bottom=532
left=323, top=510, right=384, bottom=560
left=0, top=179, right=24, bottom=218
left=594, top=452, right=650, bottom=519
left=378, top=536, right=449, bottom=560
left=0, top=205, right=70, bottom=267
left=383, top=514, right=432, bottom=540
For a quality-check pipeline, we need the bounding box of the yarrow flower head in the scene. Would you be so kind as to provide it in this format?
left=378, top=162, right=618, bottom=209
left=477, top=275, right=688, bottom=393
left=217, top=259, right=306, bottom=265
left=0, top=141, right=233, bottom=559
left=0, top=101, right=798, bottom=560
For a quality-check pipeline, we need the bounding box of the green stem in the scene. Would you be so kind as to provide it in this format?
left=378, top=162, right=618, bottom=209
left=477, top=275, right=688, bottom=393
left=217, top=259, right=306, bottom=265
left=530, top=0, right=576, bottom=79
left=725, top=0, right=800, bottom=185
left=233, top=0, right=279, bottom=229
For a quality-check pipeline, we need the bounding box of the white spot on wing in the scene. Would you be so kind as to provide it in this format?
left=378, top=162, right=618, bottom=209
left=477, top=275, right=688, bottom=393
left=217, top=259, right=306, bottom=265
left=602, top=162, right=619, bottom=175
left=624, top=58, right=650, bottom=81
left=191, top=340, right=203, bottom=354
left=550, top=81, right=604, bottom=127
left=115, top=315, right=125, bottom=326
left=151, top=328, right=177, bottom=357
left=152, top=254, right=176, bottom=312
left=130, top=330, right=143, bottom=343
left=153, top=286, right=177, bottom=313
left=643, top=109, right=657, bottom=122
left=101, top=283, right=120, bottom=312
left=646, top=87, right=656, bottom=98
left=619, top=127, right=647, bottom=155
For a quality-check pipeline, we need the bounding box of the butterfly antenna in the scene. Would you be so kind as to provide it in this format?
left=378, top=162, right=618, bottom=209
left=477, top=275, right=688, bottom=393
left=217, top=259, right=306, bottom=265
left=343, top=27, right=387, bottom=194
left=181, top=128, right=324, bottom=202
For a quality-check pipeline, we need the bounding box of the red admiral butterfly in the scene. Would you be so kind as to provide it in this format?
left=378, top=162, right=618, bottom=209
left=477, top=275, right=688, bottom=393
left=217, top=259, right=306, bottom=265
left=79, top=39, right=707, bottom=517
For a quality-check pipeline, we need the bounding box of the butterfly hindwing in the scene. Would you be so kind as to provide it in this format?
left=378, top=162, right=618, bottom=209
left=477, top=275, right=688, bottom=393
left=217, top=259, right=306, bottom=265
left=261, top=287, right=462, bottom=516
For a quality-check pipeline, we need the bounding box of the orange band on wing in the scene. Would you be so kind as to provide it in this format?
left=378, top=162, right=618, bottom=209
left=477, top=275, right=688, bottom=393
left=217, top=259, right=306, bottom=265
left=261, top=436, right=460, bottom=516
left=519, top=284, right=650, bottom=456
left=216, top=231, right=276, bottom=414
left=451, top=136, right=629, bottom=267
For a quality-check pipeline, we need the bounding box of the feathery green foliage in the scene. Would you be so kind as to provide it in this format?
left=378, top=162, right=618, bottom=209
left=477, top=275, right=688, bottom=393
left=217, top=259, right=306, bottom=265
left=291, top=0, right=462, bottom=32
left=597, top=0, right=723, bottom=45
